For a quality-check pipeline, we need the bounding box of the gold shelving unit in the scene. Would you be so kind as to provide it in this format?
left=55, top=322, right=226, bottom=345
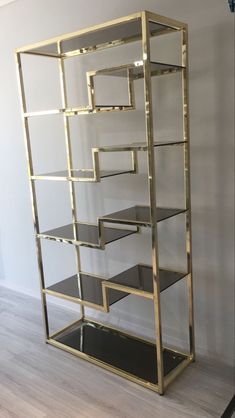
left=15, top=10, right=195, bottom=395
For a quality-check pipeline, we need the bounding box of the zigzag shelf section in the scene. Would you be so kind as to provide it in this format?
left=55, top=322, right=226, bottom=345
left=44, top=264, right=188, bottom=312
left=38, top=206, right=186, bottom=248
left=23, top=61, right=184, bottom=118
left=31, top=140, right=186, bottom=182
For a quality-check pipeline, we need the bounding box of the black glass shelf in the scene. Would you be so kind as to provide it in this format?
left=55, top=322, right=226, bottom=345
left=46, top=272, right=126, bottom=307
left=45, top=265, right=187, bottom=308
left=100, top=61, right=184, bottom=79
left=110, top=265, right=187, bottom=293
left=101, top=206, right=187, bottom=226
left=38, top=222, right=135, bottom=247
left=32, top=168, right=133, bottom=181
left=27, top=19, right=176, bottom=56
left=54, top=320, right=186, bottom=384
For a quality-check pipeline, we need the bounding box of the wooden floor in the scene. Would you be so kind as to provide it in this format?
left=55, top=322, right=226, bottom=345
left=0, top=286, right=234, bottom=418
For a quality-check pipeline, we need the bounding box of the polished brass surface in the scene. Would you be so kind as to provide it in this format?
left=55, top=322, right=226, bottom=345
left=16, top=10, right=194, bottom=395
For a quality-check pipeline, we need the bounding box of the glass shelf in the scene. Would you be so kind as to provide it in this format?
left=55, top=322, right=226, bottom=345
left=46, top=272, right=126, bottom=307
left=31, top=168, right=133, bottom=181
left=96, top=140, right=186, bottom=152
left=53, top=320, right=186, bottom=384
left=96, top=61, right=184, bottom=79
left=110, top=265, right=187, bottom=293
left=101, top=206, right=187, bottom=227
left=22, top=19, right=177, bottom=57
left=38, top=222, right=136, bottom=247
left=45, top=265, right=187, bottom=308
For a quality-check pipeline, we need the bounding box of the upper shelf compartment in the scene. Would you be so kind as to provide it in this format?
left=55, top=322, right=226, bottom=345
left=17, top=13, right=182, bottom=58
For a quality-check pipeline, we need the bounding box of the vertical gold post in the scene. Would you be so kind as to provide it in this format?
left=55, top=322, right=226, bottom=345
left=15, top=52, right=49, bottom=339
left=127, top=67, right=135, bottom=108
left=141, top=12, right=164, bottom=394
left=87, top=73, right=95, bottom=110
left=57, top=42, right=84, bottom=319
left=182, top=27, right=195, bottom=360
left=92, top=149, right=101, bottom=182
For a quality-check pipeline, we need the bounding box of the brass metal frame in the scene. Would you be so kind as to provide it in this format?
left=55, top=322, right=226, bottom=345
left=15, top=10, right=195, bottom=395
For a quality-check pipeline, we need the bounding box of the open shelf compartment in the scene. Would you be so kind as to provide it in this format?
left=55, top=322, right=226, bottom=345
left=49, top=319, right=188, bottom=388
left=45, top=264, right=187, bottom=310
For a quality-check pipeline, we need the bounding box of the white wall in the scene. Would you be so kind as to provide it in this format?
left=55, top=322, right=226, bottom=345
left=0, top=0, right=234, bottom=366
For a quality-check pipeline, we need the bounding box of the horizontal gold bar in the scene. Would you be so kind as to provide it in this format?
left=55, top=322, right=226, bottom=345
left=43, top=289, right=106, bottom=312
left=103, top=281, right=154, bottom=300
left=24, top=105, right=134, bottom=118
left=31, top=175, right=97, bottom=182
left=147, top=10, right=187, bottom=30
left=37, top=233, right=102, bottom=249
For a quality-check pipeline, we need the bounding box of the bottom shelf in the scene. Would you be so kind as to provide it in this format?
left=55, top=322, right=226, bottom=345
left=51, top=320, right=187, bottom=386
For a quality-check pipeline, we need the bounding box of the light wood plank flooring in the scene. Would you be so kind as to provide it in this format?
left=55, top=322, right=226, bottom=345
left=0, top=286, right=234, bottom=418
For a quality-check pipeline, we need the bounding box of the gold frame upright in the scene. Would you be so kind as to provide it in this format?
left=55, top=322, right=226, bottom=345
left=15, top=10, right=195, bottom=395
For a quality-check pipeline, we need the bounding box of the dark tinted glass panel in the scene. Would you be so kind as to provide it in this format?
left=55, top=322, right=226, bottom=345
left=101, top=206, right=186, bottom=226
left=111, top=265, right=186, bottom=292
left=42, top=223, right=135, bottom=245
left=46, top=266, right=186, bottom=306
left=47, top=273, right=127, bottom=306
left=55, top=321, right=185, bottom=384
left=60, top=20, right=171, bottom=54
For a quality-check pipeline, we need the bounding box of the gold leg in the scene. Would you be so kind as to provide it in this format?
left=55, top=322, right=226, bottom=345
left=57, top=41, right=85, bottom=319
left=182, top=28, right=195, bottom=360
left=141, top=11, right=164, bottom=394
left=15, top=52, right=49, bottom=339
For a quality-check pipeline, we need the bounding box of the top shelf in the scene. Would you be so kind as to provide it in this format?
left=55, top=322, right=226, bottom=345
left=16, top=12, right=186, bottom=58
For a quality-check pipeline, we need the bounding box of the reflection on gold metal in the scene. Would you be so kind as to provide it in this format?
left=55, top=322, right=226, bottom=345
left=16, top=10, right=194, bottom=395
left=182, top=28, right=195, bottom=361
left=57, top=40, right=85, bottom=320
